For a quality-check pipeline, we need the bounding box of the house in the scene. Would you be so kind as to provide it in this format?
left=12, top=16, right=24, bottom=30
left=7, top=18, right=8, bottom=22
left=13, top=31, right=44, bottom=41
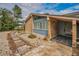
left=24, top=13, right=79, bottom=48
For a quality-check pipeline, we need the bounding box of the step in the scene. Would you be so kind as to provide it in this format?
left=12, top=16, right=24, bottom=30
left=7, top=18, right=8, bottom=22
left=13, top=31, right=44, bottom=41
left=13, top=38, right=20, bottom=41
left=14, top=40, right=26, bottom=47
left=11, top=36, right=20, bottom=41
left=17, top=45, right=31, bottom=55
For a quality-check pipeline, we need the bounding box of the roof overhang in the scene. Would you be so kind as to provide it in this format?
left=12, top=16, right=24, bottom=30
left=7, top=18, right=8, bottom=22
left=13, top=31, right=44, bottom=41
left=25, top=13, right=79, bottom=23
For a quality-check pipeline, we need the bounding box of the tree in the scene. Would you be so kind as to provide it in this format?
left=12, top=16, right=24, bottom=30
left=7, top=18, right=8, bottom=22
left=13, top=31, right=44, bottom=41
left=12, top=5, right=22, bottom=30
left=13, top=5, right=22, bottom=19
left=0, top=8, right=15, bottom=31
left=0, top=5, right=22, bottom=31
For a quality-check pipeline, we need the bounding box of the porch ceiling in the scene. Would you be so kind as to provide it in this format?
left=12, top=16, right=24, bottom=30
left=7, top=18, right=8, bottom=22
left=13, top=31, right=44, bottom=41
left=49, top=17, right=72, bottom=22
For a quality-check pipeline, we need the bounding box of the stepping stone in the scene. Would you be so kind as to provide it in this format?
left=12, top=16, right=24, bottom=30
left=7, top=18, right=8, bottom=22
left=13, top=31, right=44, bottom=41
left=11, top=34, right=20, bottom=41
left=17, top=45, right=31, bottom=55
left=14, top=40, right=26, bottom=47
left=13, top=38, right=20, bottom=41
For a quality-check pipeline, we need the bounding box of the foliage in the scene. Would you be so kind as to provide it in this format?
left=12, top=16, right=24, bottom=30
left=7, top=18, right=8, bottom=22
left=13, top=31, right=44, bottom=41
left=28, top=34, right=37, bottom=39
left=13, top=5, right=22, bottom=19
left=0, top=8, right=14, bottom=31
left=12, top=5, right=22, bottom=31
left=0, top=4, right=22, bottom=31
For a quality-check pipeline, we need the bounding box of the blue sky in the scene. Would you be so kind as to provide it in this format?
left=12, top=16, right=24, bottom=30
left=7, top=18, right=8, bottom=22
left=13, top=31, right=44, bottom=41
left=0, top=3, right=79, bottom=20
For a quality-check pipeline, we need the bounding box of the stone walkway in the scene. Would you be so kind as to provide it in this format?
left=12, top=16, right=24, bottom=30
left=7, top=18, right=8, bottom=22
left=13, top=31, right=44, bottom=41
left=0, top=32, right=11, bottom=56
left=9, top=32, right=35, bottom=56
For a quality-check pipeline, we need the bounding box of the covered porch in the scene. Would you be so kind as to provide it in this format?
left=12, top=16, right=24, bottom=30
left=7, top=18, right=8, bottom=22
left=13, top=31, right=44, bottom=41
left=47, top=16, right=78, bottom=48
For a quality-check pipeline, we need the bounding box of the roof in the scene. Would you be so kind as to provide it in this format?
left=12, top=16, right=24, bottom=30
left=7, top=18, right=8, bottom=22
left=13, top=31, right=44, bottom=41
left=25, top=13, right=79, bottom=23
left=61, top=11, right=79, bottom=18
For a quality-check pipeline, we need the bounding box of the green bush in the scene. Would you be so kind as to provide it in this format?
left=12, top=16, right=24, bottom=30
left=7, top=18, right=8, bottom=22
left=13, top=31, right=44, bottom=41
left=28, top=34, right=36, bottom=39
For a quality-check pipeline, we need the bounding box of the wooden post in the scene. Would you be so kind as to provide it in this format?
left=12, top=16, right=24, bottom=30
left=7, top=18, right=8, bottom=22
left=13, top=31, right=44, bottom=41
left=31, top=15, right=33, bottom=33
left=47, top=16, right=52, bottom=40
left=72, top=20, right=77, bottom=48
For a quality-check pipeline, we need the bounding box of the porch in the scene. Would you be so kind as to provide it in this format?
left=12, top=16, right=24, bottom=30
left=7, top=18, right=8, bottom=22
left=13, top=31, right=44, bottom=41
left=47, top=17, right=78, bottom=48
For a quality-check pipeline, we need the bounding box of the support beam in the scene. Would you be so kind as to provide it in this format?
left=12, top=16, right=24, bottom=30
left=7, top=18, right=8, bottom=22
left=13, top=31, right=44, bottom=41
left=31, top=15, right=34, bottom=33
left=47, top=16, right=52, bottom=39
left=72, top=20, right=77, bottom=48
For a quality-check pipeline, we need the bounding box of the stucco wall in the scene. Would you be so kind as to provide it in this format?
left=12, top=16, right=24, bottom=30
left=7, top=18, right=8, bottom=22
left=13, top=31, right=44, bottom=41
left=48, top=19, right=57, bottom=37
left=25, top=17, right=32, bottom=33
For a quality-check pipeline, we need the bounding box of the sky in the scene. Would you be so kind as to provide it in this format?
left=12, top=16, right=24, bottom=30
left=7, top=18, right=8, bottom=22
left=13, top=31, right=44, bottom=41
left=0, top=3, right=79, bottom=20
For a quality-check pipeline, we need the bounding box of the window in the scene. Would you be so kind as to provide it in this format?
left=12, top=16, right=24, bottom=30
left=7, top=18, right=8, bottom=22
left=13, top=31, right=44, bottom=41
left=45, top=21, right=48, bottom=29
left=42, top=21, right=44, bottom=29
left=33, top=16, right=48, bottom=30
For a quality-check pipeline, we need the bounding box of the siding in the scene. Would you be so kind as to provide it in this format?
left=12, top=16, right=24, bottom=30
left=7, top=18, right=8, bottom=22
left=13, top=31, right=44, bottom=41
left=33, top=29, right=48, bottom=36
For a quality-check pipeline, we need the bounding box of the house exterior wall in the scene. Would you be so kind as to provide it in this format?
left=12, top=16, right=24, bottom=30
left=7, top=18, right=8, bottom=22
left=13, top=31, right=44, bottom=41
left=47, top=17, right=57, bottom=39
left=51, top=19, right=58, bottom=38
left=25, top=17, right=32, bottom=33
left=24, top=14, right=78, bottom=48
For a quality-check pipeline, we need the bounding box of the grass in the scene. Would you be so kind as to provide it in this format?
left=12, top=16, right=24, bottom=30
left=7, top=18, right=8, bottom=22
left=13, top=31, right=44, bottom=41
left=28, top=34, right=37, bottom=39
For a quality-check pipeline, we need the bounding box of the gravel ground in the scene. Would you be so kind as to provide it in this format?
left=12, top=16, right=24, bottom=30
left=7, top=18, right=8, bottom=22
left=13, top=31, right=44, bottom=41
left=0, top=32, right=11, bottom=56
left=0, top=31, right=72, bottom=56
left=18, top=33, right=72, bottom=56
left=24, top=42, right=72, bottom=56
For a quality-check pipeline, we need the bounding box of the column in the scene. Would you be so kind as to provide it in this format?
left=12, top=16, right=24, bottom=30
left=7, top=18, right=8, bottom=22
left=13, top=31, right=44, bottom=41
left=72, top=20, right=77, bottom=48
left=47, top=16, right=52, bottom=40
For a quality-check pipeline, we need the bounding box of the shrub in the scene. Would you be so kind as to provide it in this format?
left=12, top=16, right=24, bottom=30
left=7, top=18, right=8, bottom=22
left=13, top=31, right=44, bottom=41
left=43, top=37, right=48, bottom=41
left=28, top=34, right=36, bottom=39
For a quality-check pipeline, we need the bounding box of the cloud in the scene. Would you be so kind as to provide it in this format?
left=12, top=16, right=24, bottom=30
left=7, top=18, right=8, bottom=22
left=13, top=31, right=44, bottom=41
left=1, top=3, right=79, bottom=20
left=18, top=3, right=60, bottom=19
left=15, top=3, right=79, bottom=18
left=59, top=10, right=78, bottom=15
left=58, top=5, right=79, bottom=15
left=35, top=9, right=58, bottom=15
left=72, top=5, right=79, bottom=9
left=15, top=3, right=45, bottom=20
